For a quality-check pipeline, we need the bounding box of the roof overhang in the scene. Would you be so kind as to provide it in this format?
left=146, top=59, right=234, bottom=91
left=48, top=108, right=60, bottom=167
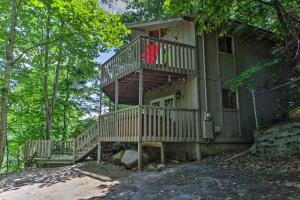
left=126, top=17, right=187, bottom=29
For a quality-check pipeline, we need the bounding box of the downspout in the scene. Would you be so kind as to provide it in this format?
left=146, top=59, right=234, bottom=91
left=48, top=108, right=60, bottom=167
left=202, top=35, right=209, bottom=119
left=201, top=34, right=213, bottom=141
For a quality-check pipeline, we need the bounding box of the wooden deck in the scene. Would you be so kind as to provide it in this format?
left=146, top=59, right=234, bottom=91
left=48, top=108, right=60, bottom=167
left=25, top=105, right=200, bottom=167
left=101, top=35, right=197, bottom=88
left=24, top=140, right=74, bottom=167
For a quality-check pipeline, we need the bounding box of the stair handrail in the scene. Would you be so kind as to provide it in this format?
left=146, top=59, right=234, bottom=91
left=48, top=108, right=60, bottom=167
left=74, top=121, right=99, bottom=159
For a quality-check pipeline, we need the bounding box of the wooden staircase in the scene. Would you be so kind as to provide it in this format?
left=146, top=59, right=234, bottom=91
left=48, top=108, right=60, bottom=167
left=74, top=121, right=100, bottom=162
left=24, top=122, right=100, bottom=167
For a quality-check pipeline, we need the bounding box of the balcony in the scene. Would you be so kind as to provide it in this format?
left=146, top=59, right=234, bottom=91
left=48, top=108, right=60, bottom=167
left=101, top=35, right=197, bottom=88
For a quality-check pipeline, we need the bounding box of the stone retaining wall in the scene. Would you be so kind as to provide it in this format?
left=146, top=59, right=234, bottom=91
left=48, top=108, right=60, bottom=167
left=254, top=121, right=300, bottom=156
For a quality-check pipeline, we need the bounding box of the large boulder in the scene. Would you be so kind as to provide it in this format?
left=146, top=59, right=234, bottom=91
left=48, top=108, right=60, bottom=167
left=112, top=150, right=124, bottom=165
left=289, top=107, right=300, bottom=120
left=121, top=150, right=149, bottom=169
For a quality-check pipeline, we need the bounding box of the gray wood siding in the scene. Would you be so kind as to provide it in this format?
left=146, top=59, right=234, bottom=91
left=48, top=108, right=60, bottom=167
left=197, top=31, right=275, bottom=143
left=130, top=20, right=195, bottom=46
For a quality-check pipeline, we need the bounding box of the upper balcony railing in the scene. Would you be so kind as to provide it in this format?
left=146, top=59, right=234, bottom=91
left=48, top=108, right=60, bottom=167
left=101, top=35, right=197, bottom=87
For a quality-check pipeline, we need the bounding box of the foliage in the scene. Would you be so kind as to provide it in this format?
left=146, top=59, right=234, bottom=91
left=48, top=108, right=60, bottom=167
left=163, top=0, right=300, bottom=81
left=0, top=0, right=129, bottom=173
left=228, top=59, right=279, bottom=91
left=163, top=0, right=300, bottom=117
left=122, top=0, right=165, bottom=23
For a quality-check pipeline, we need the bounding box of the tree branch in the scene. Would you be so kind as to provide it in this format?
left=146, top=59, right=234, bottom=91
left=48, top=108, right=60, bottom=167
left=12, top=33, right=73, bottom=65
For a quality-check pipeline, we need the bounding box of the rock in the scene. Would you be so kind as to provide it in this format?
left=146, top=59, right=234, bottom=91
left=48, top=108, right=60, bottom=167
left=112, top=150, right=124, bottom=165
left=169, top=159, right=180, bottom=164
left=167, top=151, right=187, bottom=162
left=121, top=150, right=150, bottom=169
left=288, top=107, right=300, bottom=120
left=145, top=164, right=155, bottom=171
left=155, top=164, right=165, bottom=171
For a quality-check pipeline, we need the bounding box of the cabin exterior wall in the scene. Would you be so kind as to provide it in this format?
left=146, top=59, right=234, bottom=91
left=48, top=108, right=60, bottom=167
left=196, top=30, right=277, bottom=144
left=144, top=76, right=198, bottom=109
left=130, top=20, right=195, bottom=46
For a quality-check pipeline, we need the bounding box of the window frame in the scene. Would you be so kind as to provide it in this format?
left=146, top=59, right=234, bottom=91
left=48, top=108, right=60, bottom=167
left=218, top=35, right=234, bottom=55
left=221, top=88, right=238, bottom=111
left=150, top=95, right=175, bottom=108
left=148, top=28, right=169, bottom=39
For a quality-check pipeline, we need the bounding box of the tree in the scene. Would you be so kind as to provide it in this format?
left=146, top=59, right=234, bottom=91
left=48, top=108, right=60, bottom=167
left=0, top=0, right=21, bottom=174
left=0, top=0, right=128, bottom=171
left=122, top=0, right=165, bottom=23
left=164, top=0, right=300, bottom=117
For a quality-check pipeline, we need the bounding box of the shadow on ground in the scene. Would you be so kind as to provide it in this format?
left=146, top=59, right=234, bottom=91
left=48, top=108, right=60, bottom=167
left=0, top=162, right=129, bottom=194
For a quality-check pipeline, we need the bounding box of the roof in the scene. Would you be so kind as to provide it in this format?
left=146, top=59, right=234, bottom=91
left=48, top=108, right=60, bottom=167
left=126, top=15, right=276, bottom=41
left=126, top=17, right=187, bottom=29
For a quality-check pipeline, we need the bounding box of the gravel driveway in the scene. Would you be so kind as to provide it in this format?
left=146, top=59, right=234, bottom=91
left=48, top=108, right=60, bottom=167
left=0, top=155, right=299, bottom=200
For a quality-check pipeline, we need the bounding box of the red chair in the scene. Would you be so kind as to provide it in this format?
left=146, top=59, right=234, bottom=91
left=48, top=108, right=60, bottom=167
left=141, top=42, right=159, bottom=64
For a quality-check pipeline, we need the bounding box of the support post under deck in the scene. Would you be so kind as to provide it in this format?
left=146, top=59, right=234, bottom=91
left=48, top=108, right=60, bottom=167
left=161, top=142, right=165, bottom=164
left=115, top=79, right=119, bottom=111
left=97, top=141, right=102, bottom=164
left=138, top=69, right=143, bottom=170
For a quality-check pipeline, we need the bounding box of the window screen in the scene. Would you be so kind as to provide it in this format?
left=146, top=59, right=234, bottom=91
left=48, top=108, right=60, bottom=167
left=218, top=36, right=233, bottom=54
left=222, top=89, right=237, bottom=109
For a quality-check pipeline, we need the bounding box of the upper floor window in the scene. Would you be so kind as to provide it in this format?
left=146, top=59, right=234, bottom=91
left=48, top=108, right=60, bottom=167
left=149, top=30, right=159, bottom=38
left=218, top=36, right=233, bottom=54
left=148, top=28, right=169, bottom=39
left=222, top=89, right=237, bottom=109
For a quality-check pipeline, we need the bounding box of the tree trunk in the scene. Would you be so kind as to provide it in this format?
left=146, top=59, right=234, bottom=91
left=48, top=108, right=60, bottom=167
left=0, top=0, right=19, bottom=170
left=43, top=9, right=51, bottom=140
left=63, top=64, right=70, bottom=133
left=50, top=41, right=63, bottom=116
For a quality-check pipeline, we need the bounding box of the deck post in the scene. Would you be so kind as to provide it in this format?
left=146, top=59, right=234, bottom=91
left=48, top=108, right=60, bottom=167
left=160, top=142, right=165, bottom=164
left=47, top=140, right=51, bottom=158
left=115, top=79, right=119, bottom=111
left=97, top=141, right=102, bottom=164
left=196, top=143, right=202, bottom=160
left=138, top=68, right=143, bottom=170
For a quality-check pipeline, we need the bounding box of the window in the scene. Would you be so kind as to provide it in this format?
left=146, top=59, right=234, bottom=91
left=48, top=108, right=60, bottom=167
left=149, top=30, right=159, bottom=38
left=150, top=95, right=175, bottom=108
left=151, top=101, right=161, bottom=107
left=218, top=36, right=233, bottom=54
left=222, top=89, right=237, bottom=109
left=148, top=28, right=169, bottom=39
left=160, top=28, right=168, bottom=38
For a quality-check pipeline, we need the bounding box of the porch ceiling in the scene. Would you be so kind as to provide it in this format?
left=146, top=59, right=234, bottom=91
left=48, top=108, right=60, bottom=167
left=102, top=69, right=186, bottom=105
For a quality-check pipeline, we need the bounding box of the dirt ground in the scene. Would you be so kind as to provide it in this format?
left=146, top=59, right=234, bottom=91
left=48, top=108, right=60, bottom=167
left=0, top=154, right=299, bottom=200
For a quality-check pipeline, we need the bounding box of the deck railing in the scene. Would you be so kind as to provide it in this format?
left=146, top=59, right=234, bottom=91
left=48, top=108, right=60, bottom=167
left=25, top=106, right=199, bottom=165
left=74, top=122, right=99, bottom=160
left=101, top=35, right=197, bottom=86
left=98, top=105, right=199, bottom=142
left=24, top=140, right=74, bottom=161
